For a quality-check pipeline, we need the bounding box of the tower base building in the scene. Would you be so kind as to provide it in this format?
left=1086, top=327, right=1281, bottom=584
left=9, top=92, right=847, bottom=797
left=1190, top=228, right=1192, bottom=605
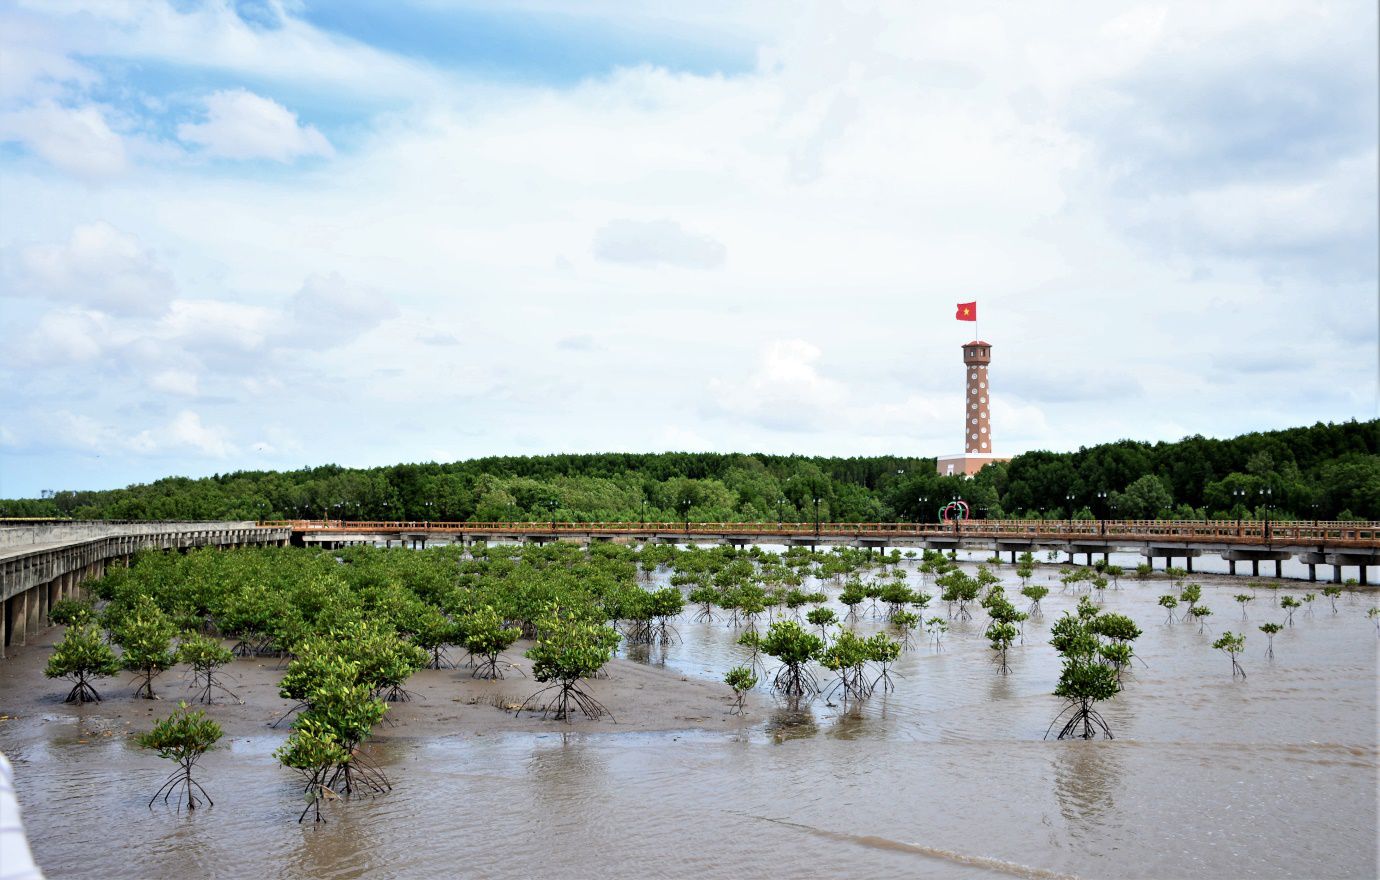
left=936, top=339, right=1011, bottom=477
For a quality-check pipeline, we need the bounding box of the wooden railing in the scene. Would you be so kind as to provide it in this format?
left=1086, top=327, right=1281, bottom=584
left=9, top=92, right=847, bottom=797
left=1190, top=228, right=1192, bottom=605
left=261, top=519, right=1380, bottom=548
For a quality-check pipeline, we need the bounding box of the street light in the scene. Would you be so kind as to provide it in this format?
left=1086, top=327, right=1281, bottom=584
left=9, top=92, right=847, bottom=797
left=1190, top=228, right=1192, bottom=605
left=1065, top=493, right=1075, bottom=533
left=1258, top=486, right=1273, bottom=542
left=919, top=495, right=930, bottom=527
left=1232, top=487, right=1246, bottom=533
left=776, top=497, right=786, bottom=527
left=640, top=498, right=647, bottom=528
left=813, top=497, right=822, bottom=538
left=1096, top=490, right=1108, bottom=536
left=549, top=498, right=558, bottom=533
left=682, top=499, right=691, bottom=535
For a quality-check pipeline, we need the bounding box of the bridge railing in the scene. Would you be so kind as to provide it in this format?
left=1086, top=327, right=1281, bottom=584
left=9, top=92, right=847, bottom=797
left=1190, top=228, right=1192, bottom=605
left=261, top=519, right=1380, bottom=547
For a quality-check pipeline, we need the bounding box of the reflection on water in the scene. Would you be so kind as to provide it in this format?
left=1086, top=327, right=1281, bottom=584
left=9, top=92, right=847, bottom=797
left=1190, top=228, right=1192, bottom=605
left=3, top=555, right=1376, bottom=880
left=1052, top=741, right=1122, bottom=836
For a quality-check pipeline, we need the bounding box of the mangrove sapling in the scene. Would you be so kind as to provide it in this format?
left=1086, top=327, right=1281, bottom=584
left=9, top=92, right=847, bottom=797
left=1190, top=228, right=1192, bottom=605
left=1213, top=631, right=1246, bottom=679
left=1016, top=564, right=1035, bottom=587
left=462, top=605, right=521, bottom=680
left=1259, top=622, right=1281, bottom=659
left=688, top=586, right=719, bottom=623
left=738, top=630, right=768, bottom=679
left=1179, top=584, right=1202, bottom=621
left=1135, top=563, right=1153, bottom=580
left=1322, top=586, right=1342, bottom=613
left=1105, top=565, right=1124, bottom=588
left=1280, top=596, right=1300, bottom=627
left=520, top=606, right=620, bottom=722
left=1091, top=575, right=1109, bottom=602
left=759, top=619, right=824, bottom=700
left=410, top=605, right=459, bottom=669
left=926, top=617, right=948, bottom=651
left=177, top=632, right=238, bottom=704
left=139, top=701, right=222, bottom=811
left=1234, top=594, right=1253, bottom=619
left=649, top=587, right=685, bottom=646
left=302, top=672, right=390, bottom=797
left=890, top=610, right=919, bottom=651
left=1022, top=585, right=1049, bottom=617
left=863, top=582, right=885, bottom=618
left=806, top=606, right=837, bottom=639
left=865, top=632, right=901, bottom=694
left=275, top=718, right=349, bottom=823
left=44, top=623, right=120, bottom=703
left=821, top=628, right=872, bottom=704
left=48, top=597, right=95, bottom=627
left=838, top=580, right=866, bottom=623
left=1369, top=608, right=1379, bottom=635
left=1302, top=593, right=1316, bottom=617
left=937, top=570, right=979, bottom=621
left=1158, top=594, right=1179, bottom=624
left=880, top=582, right=915, bottom=620
left=1046, top=611, right=1122, bottom=740
left=1167, top=567, right=1189, bottom=589
left=1189, top=604, right=1213, bottom=634
left=114, top=596, right=177, bottom=699
left=985, top=621, right=1020, bottom=675
left=724, top=665, right=757, bottom=715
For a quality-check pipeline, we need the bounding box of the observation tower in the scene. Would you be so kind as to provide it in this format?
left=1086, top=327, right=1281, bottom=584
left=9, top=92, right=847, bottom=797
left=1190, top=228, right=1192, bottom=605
left=935, top=340, right=1010, bottom=477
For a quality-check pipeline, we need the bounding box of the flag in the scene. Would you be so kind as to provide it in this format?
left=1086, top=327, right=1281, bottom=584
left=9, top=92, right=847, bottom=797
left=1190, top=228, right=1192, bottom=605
left=955, top=301, right=977, bottom=321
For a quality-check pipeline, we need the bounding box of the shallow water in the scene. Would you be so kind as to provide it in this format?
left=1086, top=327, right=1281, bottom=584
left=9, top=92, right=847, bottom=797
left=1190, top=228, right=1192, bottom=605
left=3, top=557, right=1376, bottom=879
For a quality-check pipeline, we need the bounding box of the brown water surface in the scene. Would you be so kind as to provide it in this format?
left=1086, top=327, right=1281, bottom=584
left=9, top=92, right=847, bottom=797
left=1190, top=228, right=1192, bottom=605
left=1, top=557, right=1375, bottom=879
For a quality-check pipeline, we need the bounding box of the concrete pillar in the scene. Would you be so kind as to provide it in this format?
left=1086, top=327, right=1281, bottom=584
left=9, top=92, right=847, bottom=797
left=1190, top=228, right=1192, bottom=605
left=13, top=591, right=28, bottom=646
left=25, top=587, right=41, bottom=637
left=1085, top=552, right=1093, bottom=566
left=37, top=581, right=49, bottom=628
left=48, top=577, right=60, bottom=612
left=1308, top=563, right=1316, bottom=581
left=1251, top=560, right=1259, bottom=577
left=1067, top=551, right=1075, bottom=564
left=1186, top=557, right=1194, bottom=573
left=1229, top=560, right=1237, bottom=575
left=1102, top=551, right=1109, bottom=565
left=1333, top=564, right=1342, bottom=584
left=1274, top=560, right=1282, bottom=578
left=0, top=602, right=7, bottom=658
left=1359, top=566, right=1368, bottom=586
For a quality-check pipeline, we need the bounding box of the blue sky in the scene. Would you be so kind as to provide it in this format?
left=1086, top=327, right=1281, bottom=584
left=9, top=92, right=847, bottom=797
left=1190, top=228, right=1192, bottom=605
left=0, top=0, right=1376, bottom=498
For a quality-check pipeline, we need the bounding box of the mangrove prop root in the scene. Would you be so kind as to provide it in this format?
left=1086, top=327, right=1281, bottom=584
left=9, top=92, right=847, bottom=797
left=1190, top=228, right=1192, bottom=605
left=1044, top=700, right=1114, bottom=741
left=148, top=760, right=212, bottom=812
left=517, top=680, right=613, bottom=723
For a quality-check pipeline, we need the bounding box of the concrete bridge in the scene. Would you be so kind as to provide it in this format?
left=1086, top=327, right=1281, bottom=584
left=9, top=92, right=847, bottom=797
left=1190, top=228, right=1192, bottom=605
left=0, top=521, right=290, bottom=658
left=273, top=518, right=1380, bottom=584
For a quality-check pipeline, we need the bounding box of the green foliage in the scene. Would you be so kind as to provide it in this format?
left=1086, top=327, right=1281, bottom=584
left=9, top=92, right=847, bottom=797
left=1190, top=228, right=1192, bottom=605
left=759, top=619, right=823, bottom=698
left=461, top=604, right=521, bottom=679
left=45, top=623, right=120, bottom=703
left=177, top=632, right=237, bottom=704
left=1212, top=631, right=1247, bottom=678
left=526, top=605, right=618, bottom=685
left=1047, top=600, right=1139, bottom=740
left=114, top=595, right=178, bottom=699
left=138, top=701, right=223, bottom=811
left=48, top=597, right=95, bottom=627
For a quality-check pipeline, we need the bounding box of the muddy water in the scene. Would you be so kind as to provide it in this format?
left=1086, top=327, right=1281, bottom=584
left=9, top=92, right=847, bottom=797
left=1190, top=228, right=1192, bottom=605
left=2, top=558, right=1376, bottom=880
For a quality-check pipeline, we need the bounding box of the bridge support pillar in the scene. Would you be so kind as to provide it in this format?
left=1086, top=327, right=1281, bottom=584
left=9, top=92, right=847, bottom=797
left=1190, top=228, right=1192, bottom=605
left=1334, top=564, right=1342, bottom=584
left=1010, top=550, right=1017, bottom=563
left=1186, top=557, right=1194, bottom=573
left=12, top=591, right=28, bottom=646
left=1228, top=560, right=1237, bottom=575
left=1307, top=563, right=1316, bottom=581
left=25, top=587, right=41, bottom=639
left=1251, top=560, right=1259, bottom=577
left=1274, top=560, right=1283, bottom=578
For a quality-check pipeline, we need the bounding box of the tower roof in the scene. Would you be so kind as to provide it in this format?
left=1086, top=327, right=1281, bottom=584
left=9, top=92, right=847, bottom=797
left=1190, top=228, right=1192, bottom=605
left=963, top=340, right=991, bottom=347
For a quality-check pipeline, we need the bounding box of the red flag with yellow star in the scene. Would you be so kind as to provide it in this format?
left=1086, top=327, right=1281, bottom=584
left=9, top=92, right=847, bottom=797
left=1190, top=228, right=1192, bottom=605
left=955, top=301, right=977, bottom=321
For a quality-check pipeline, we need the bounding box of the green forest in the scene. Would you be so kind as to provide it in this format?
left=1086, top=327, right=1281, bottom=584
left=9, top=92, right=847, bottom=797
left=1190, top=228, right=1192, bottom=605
left=3, top=419, right=1376, bottom=523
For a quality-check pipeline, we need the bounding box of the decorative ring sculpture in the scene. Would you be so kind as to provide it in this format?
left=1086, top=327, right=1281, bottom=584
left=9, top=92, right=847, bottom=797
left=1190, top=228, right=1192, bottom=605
left=940, top=500, right=970, bottom=523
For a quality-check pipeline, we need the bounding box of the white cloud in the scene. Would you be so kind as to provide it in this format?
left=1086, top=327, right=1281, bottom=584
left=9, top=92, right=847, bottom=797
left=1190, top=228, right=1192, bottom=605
left=177, top=89, right=332, bottom=162
left=8, top=308, right=112, bottom=366
left=0, top=101, right=126, bottom=177
left=147, top=369, right=199, bottom=397
left=7, top=222, right=176, bottom=316
left=594, top=219, right=726, bottom=269
left=282, top=272, right=398, bottom=348
left=707, top=340, right=848, bottom=431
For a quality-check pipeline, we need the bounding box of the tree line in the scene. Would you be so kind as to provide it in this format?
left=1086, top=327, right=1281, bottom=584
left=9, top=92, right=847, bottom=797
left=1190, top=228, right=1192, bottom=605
left=3, top=419, right=1375, bottom=522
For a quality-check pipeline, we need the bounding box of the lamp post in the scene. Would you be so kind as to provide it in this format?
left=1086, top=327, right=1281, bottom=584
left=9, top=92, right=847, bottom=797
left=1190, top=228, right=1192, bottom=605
left=1232, top=487, right=1246, bottom=535
left=776, top=497, right=786, bottom=528
left=1065, top=493, right=1075, bottom=533
left=813, top=497, right=822, bottom=538
left=549, top=498, right=558, bottom=533
left=682, top=499, right=691, bottom=535
left=640, top=498, right=647, bottom=529
left=1096, top=490, right=1108, bottom=536
left=1259, top=487, right=1273, bottom=543
left=919, top=496, right=930, bottom=529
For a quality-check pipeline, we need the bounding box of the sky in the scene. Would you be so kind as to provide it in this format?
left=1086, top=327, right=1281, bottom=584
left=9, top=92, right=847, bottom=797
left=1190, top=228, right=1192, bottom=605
left=0, top=0, right=1376, bottom=498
